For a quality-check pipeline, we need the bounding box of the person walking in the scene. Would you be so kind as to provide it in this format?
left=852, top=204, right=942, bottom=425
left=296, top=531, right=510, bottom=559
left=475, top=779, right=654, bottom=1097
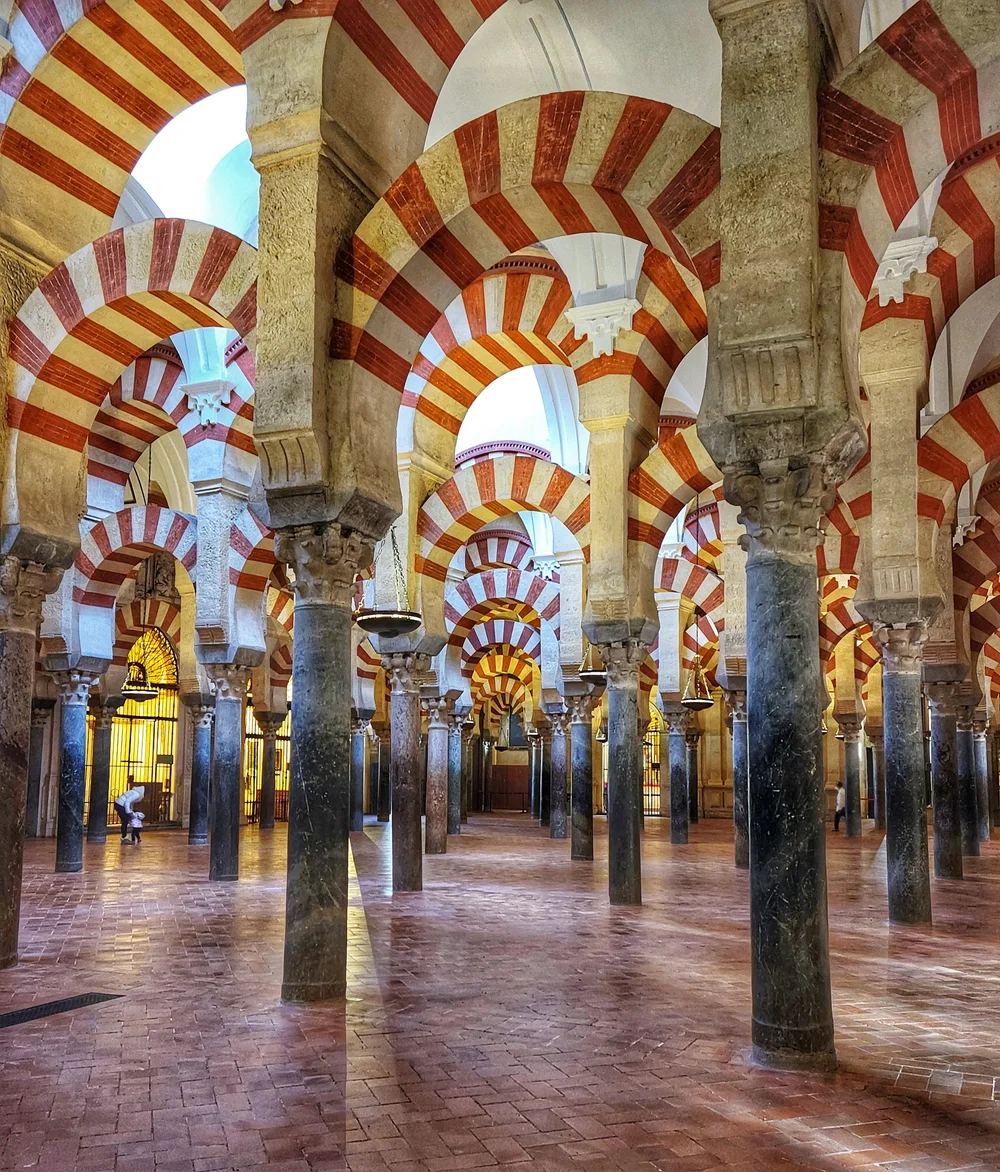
left=113, top=779, right=145, bottom=842
left=834, top=780, right=846, bottom=832
left=129, top=810, right=145, bottom=844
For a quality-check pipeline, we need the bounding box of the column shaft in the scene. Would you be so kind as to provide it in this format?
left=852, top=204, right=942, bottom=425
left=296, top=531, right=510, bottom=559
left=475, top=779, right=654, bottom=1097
left=261, top=733, right=277, bottom=830
left=570, top=702, right=594, bottom=860
left=926, top=689, right=961, bottom=879
left=424, top=706, right=449, bottom=855
left=550, top=719, right=568, bottom=839
left=87, top=705, right=116, bottom=843
left=956, top=715, right=979, bottom=858
left=385, top=654, right=428, bottom=891
left=187, top=704, right=212, bottom=845
left=25, top=704, right=51, bottom=840
left=871, top=735, right=886, bottom=831
left=668, top=728, right=688, bottom=844
left=55, top=674, right=97, bottom=874
left=973, top=727, right=990, bottom=843
left=350, top=724, right=366, bottom=833
left=602, top=642, right=644, bottom=905
left=880, top=631, right=932, bottom=922
left=539, top=735, right=551, bottom=824
left=843, top=731, right=862, bottom=839
left=687, top=732, right=700, bottom=824
left=377, top=733, right=391, bottom=822
left=210, top=682, right=244, bottom=882
left=747, top=553, right=834, bottom=1069
left=447, top=721, right=462, bottom=835
left=727, top=694, right=749, bottom=869
left=460, top=734, right=471, bottom=823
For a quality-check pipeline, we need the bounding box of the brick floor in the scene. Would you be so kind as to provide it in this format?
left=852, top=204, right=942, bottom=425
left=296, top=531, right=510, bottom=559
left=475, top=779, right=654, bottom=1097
left=1, top=815, right=1000, bottom=1170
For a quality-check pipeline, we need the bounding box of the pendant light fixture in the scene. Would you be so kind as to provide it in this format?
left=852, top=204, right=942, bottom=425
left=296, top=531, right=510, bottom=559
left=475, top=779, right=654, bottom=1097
left=681, top=490, right=715, bottom=713
left=122, top=446, right=158, bottom=705
left=356, top=528, right=423, bottom=638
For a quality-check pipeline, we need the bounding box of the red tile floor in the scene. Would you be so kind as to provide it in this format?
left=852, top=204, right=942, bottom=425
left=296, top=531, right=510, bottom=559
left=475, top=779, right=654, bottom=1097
left=2, top=816, right=1000, bottom=1171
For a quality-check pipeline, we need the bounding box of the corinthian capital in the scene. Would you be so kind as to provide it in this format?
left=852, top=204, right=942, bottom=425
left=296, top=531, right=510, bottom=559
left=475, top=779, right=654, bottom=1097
left=566, top=695, right=595, bottom=724
left=0, top=556, right=61, bottom=635
left=725, top=457, right=833, bottom=566
left=206, top=663, right=251, bottom=701
left=874, top=621, right=926, bottom=675
left=422, top=695, right=453, bottom=728
left=383, top=652, right=430, bottom=694
left=596, top=639, right=646, bottom=688
left=275, top=522, right=373, bottom=607
left=50, top=669, right=100, bottom=706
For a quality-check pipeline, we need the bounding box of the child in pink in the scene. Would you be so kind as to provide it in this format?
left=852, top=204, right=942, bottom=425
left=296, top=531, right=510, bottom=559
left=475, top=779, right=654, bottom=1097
left=129, top=810, right=145, bottom=844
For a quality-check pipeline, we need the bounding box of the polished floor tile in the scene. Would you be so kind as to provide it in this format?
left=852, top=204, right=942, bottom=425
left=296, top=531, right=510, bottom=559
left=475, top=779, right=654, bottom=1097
left=1, top=816, right=999, bottom=1171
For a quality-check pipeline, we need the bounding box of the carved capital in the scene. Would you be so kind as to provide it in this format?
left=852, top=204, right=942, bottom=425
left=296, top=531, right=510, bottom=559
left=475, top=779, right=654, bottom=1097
left=206, top=663, right=251, bottom=701
left=724, top=690, right=747, bottom=722
left=549, top=708, right=571, bottom=736
left=383, top=652, right=431, bottom=694
left=0, top=556, right=61, bottom=635
left=566, top=694, right=596, bottom=725
left=30, top=699, right=55, bottom=728
left=90, top=700, right=121, bottom=731
left=956, top=703, right=974, bottom=733
left=51, top=669, right=100, bottom=706
left=837, top=716, right=863, bottom=744
left=275, top=522, right=373, bottom=607
left=662, top=703, right=690, bottom=738
left=684, top=726, right=703, bottom=748
left=725, top=457, right=833, bottom=566
left=973, top=717, right=988, bottom=740
left=256, top=710, right=287, bottom=736
left=874, top=621, right=926, bottom=675
left=925, top=680, right=960, bottom=719
left=596, top=639, right=646, bottom=689
left=422, top=695, right=453, bottom=728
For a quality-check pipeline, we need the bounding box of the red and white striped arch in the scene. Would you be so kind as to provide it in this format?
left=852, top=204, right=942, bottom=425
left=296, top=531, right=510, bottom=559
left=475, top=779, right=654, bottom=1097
left=818, top=1, right=1000, bottom=389
left=473, top=672, right=532, bottom=717
left=444, top=568, right=560, bottom=640
left=336, top=91, right=720, bottom=443
left=416, top=454, right=589, bottom=636
left=267, top=585, right=294, bottom=636
left=682, top=494, right=723, bottom=570
left=75, top=506, right=197, bottom=608
left=113, top=598, right=181, bottom=668
left=657, top=558, right=725, bottom=628
left=8, top=219, right=257, bottom=544
left=87, top=351, right=256, bottom=498
left=230, top=506, right=275, bottom=618
left=953, top=484, right=1000, bottom=610
left=0, top=0, right=243, bottom=259
left=462, top=620, right=541, bottom=673
left=461, top=527, right=536, bottom=574
left=270, top=642, right=293, bottom=690
left=470, top=650, right=536, bottom=694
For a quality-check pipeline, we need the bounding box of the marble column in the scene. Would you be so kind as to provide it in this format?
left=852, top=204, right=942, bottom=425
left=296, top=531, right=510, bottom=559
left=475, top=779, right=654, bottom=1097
left=662, top=703, right=689, bottom=846
left=52, top=670, right=101, bottom=874
left=461, top=731, right=472, bottom=823
left=86, top=700, right=120, bottom=844
left=686, top=726, right=702, bottom=825
left=423, top=696, right=450, bottom=855
left=990, top=730, right=1000, bottom=831
left=598, top=640, right=645, bottom=905
left=184, top=697, right=213, bottom=846
left=877, top=625, right=932, bottom=922
left=839, top=717, right=863, bottom=839
left=257, top=711, right=285, bottom=831
left=568, top=696, right=595, bottom=861
left=869, top=728, right=886, bottom=832
left=925, top=683, right=962, bottom=879
left=973, top=717, right=990, bottom=843
left=528, top=731, right=541, bottom=820
left=276, top=523, right=369, bottom=1001
left=955, top=704, right=980, bottom=858
left=384, top=653, right=430, bottom=890
left=549, top=711, right=569, bottom=840
left=539, top=730, right=551, bottom=825
left=447, top=713, right=463, bottom=835
left=350, top=714, right=367, bottom=833
left=725, top=692, right=749, bottom=869
left=207, top=665, right=249, bottom=882
left=376, top=727, right=391, bottom=822
left=738, top=463, right=834, bottom=1070
left=25, top=701, right=54, bottom=840
left=0, top=560, right=58, bottom=968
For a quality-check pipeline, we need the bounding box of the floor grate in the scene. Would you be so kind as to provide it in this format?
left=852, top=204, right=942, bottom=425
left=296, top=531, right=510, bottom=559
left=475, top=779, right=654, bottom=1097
left=0, top=992, right=123, bottom=1029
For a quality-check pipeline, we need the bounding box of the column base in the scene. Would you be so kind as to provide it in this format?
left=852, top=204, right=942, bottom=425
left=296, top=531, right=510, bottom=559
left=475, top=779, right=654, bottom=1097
left=889, top=907, right=932, bottom=926
left=750, top=1041, right=837, bottom=1073
left=280, top=979, right=346, bottom=1003
left=609, top=886, right=641, bottom=907
left=0, top=952, right=16, bottom=970
left=571, top=846, right=594, bottom=861
left=189, top=834, right=209, bottom=846
left=86, top=833, right=107, bottom=845
left=210, top=871, right=238, bottom=882
left=425, top=843, right=446, bottom=855
left=55, top=862, right=82, bottom=874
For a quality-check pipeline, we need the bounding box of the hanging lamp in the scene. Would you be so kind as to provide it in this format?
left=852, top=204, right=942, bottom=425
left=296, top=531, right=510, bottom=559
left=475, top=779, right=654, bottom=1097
left=356, top=529, right=422, bottom=637
left=681, top=490, right=715, bottom=713
left=121, top=446, right=158, bottom=704
left=579, top=642, right=606, bottom=685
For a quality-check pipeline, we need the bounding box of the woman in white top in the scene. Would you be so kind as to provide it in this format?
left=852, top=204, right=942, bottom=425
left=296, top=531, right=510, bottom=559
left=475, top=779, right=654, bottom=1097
left=113, top=779, right=145, bottom=841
